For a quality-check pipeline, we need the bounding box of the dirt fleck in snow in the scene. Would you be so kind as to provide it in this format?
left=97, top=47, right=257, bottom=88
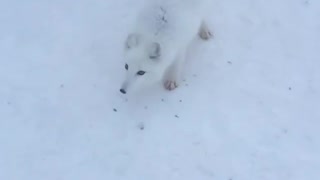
left=138, top=123, right=145, bottom=130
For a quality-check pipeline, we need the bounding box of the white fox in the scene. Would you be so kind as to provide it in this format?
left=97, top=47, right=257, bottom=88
left=120, top=0, right=212, bottom=94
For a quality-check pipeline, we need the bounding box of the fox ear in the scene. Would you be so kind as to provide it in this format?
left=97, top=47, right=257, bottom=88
left=149, top=42, right=161, bottom=59
left=125, top=33, right=140, bottom=49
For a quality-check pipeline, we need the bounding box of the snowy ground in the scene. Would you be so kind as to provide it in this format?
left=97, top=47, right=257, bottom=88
left=1, top=0, right=319, bottom=179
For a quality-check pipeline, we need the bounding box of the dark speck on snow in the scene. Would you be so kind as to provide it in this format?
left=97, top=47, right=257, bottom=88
left=138, top=123, right=145, bottom=130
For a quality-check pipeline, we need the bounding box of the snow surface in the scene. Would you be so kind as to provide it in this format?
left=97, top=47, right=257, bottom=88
left=1, top=0, right=320, bottom=179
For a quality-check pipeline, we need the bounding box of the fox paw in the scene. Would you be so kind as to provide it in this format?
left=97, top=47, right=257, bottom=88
left=164, top=80, right=178, bottom=91
left=199, top=30, right=212, bottom=40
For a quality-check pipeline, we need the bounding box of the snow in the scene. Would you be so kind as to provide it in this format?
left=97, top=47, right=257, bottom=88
left=0, top=0, right=319, bottom=179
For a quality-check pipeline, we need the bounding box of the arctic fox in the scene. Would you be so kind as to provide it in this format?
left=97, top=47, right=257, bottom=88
left=120, top=0, right=212, bottom=94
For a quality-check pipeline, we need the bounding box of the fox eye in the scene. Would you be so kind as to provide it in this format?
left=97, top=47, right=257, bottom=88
left=136, top=71, right=146, bottom=75
left=125, top=64, right=128, bottom=70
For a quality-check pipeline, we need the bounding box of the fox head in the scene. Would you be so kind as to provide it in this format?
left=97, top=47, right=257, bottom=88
left=120, top=33, right=163, bottom=94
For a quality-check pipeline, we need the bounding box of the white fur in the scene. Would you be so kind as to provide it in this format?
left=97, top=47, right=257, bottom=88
left=120, top=0, right=212, bottom=94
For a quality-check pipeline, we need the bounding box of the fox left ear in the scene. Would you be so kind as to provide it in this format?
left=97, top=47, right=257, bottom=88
left=148, top=42, right=161, bottom=60
left=125, top=33, right=140, bottom=49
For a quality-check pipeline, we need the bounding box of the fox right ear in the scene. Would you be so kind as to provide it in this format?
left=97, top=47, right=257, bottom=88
left=125, top=33, right=140, bottom=49
left=148, top=42, right=161, bottom=59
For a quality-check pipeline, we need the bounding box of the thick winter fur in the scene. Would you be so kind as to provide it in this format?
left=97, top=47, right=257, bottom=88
left=120, top=0, right=212, bottom=94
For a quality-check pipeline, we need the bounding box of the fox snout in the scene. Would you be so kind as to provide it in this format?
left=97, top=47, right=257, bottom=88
left=119, top=88, right=126, bottom=94
left=120, top=80, right=129, bottom=94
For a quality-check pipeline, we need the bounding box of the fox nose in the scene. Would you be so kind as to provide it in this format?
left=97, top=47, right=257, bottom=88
left=120, top=89, right=126, bottom=94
